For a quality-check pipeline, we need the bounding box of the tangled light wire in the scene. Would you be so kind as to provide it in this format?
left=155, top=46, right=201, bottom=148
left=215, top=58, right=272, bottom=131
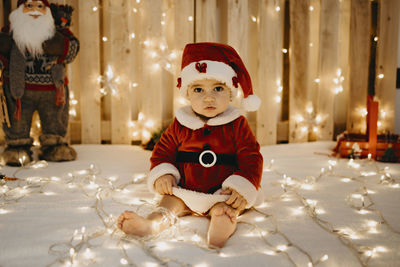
left=1, top=156, right=399, bottom=267
left=271, top=156, right=400, bottom=267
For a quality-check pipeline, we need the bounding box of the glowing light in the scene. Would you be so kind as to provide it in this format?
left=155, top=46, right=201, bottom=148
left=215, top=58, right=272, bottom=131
left=314, top=78, right=320, bottom=83
left=309, top=6, right=314, bottom=11
left=0, top=209, right=10, bottom=214
left=315, top=208, right=325, bottom=214
left=315, top=114, right=322, bottom=124
left=275, top=96, right=282, bottom=103
left=130, top=33, right=136, bottom=39
left=251, top=16, right=257, bottom=22
left=84, top=248, right=93, bottom=259
left=102, top=36, right=108, bottom=42
left=277, top=245, right=288, bottom=251
left=191, top=234, right=202, bottom=242
left=282, top=48, right=288, bottom=54
left=377, top=74, right=384, bottom=79
left=188, top=16, right=193, bottom=22
left=341, top=178, right=351, bottom=183
left=374, top=36, right=378, bottom=41
left=292, top=207, right=304, bottom=215
left=156, top=241, right=170, bottom=251
left=132, top=8, right=138, bottom=13
left=375, top=246, right=387, bottom=252
left=120, top=258, right=128, bottom=265
left=143, top=40, right=150, bottom=47
left=306, top=199, right=317, bottom=206
left=275, top=6, right=281, bottom=12
left=263, top=249, right=276, bottom=255
left=358, top=209, right=369, bottom=214
left=301, top=184, right=314, bottom=190
left=321, top=254, right=328, bottom=261
left=306, top=106, right=313, bottom=114
left=145, top=120, right=155, bottom=128
left=92, top=6, right=98, bottom=12
left=69, top=248, right=75, bottom=257
left=255, top=216, right=265, bottom=222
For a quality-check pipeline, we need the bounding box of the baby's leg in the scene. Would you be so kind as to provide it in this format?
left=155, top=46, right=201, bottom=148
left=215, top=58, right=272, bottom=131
left=207, top=202, right=238, bottom=248
left=118, top=195, right=189, bottom=237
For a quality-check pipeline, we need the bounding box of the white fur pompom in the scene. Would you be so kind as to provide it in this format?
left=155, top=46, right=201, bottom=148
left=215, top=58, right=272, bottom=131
left=242, top=94, right=261, bottom=111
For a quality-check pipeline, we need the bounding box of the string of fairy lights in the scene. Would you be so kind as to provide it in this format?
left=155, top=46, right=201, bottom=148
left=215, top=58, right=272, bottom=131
left=1, top=151, right=399, bottom=266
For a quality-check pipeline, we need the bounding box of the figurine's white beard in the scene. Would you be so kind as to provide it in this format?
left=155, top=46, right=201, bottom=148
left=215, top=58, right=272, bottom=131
left=9, top=5, right=55, bottom=57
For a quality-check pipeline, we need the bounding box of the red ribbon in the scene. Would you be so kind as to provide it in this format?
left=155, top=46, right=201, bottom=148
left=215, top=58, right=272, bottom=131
left=195, top=62, right=207, bottom=73
left=232, top=76, right=239, bottom=88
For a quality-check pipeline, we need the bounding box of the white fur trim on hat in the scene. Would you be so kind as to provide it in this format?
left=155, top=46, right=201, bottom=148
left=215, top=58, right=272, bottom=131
left=179, top=60, right=238, bottom=98
left=242, top=94, right=261, bottom=112
left=147, top=163, right=181, bottom=194
left=222, top=175, right=259, bottom=208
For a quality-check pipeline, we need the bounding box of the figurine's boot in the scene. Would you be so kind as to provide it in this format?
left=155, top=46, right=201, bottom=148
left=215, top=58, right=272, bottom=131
left=39, top=134, right=76, bottom=162
left=1, top=138, right=33, bottom=166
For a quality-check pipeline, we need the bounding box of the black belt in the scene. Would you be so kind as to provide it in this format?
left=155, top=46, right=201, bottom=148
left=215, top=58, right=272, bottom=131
left=176, top=150, right=237, bottom=168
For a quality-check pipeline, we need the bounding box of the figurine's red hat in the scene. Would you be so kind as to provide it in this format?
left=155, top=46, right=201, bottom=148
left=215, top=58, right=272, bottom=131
left=17, top=0, right=50, bottom=7
left=177, top=42, right=261, bottom=111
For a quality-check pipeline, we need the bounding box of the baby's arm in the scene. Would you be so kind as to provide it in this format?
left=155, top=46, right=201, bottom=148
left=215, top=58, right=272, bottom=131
left=154, top=174, right=177, bottom=195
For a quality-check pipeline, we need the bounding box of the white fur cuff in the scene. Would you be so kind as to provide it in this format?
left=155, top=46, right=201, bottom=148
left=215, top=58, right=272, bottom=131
left=147, top=163, right=181, bottom=194
left=222, top=175, right=258, bottom=208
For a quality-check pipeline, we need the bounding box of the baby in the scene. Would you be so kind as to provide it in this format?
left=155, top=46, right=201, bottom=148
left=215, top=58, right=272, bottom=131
left=118, top=42, right=263, bottom=248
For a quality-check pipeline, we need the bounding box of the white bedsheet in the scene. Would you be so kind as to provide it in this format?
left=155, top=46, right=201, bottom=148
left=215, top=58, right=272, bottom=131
left=0, top=142, right=399, bottom=267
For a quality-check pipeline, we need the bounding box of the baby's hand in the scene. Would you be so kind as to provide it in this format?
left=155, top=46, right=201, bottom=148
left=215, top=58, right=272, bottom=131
left=221, top=188, right=247, bottom=212
left=154, top=174, right=177, bottom=195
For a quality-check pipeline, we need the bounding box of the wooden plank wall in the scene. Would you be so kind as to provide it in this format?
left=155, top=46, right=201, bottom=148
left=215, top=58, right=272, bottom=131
left=375, top=0, right=400, bottom=133
left=0, top=0, right=399, bottom=146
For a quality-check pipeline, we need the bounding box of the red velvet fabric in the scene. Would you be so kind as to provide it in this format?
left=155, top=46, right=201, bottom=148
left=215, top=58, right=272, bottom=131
left=150, top=116, right=263, bottom=194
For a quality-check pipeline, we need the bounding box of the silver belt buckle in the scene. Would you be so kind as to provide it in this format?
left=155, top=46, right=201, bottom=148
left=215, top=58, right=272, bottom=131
left=199, top=150, right=217, bottom=168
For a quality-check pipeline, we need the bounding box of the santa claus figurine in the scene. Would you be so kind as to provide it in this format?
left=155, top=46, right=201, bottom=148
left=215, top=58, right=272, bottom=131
left=0, top=0, right=79, bottom=166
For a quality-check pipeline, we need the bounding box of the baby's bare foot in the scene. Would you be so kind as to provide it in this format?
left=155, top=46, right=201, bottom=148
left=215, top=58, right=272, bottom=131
left=207, top=203, right=237, bottom=248
left=117, top=211, right=153, bottom=237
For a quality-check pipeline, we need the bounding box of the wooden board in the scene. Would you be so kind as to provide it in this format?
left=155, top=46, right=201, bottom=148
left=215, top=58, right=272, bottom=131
left=334, top=0, right=351, bottom=137
left=195, top=0, right=217, bottom=42
left=256, top=0, right=284, bottom=145
left=173, top=0, right=194, bottom=113
left=289, top=0, right=309, bottom=143
left=139, top=0, right=165, bottom=142
left=78, top=0, right=101, bottom=143
left=347, top=0, right=371, bottom=134
left=375, top=0, right=400, bottom=133
left=109, top=0, right=132, bottom=144
left=317, top=0, right=339, bottom=140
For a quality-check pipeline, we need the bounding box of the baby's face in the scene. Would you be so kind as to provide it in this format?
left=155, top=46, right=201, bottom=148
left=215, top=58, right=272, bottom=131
left=187, top=79, right=231, bottom=118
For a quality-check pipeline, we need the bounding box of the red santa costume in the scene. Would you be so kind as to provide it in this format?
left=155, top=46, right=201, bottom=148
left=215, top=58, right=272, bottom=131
left=147, top=43, right=263, bottom=214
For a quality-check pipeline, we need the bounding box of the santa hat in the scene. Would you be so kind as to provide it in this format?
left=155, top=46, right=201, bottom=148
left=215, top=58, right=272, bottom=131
left=177, top=42, right=261, bottom=112
left=17, top=0, right=50, bottom=7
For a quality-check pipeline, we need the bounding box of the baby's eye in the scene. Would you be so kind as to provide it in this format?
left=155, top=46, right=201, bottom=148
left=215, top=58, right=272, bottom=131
left=193, top=87, right=203, bottom=93
left=214, top=86, right=224, bottom=92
